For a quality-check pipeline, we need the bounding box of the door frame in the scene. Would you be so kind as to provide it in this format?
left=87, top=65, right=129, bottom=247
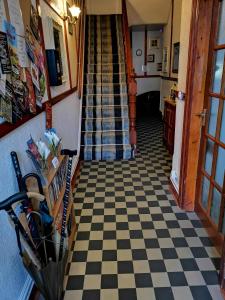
left=179, top=0, right=224, bottom=246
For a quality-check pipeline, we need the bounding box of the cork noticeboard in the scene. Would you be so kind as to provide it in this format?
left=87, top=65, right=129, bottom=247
left=0, top=0, right=48, bottom=125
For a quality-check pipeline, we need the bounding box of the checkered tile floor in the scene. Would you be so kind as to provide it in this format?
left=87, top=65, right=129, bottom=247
left=64, top=117, right=223, bottom=300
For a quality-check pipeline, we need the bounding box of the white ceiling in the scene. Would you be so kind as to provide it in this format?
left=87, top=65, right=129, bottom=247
left=126, top=0, right=172, bottom=26
left=86, top=0, right=172, bottom=26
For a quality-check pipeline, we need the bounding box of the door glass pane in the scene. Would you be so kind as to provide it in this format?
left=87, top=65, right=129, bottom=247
left=208, top=98, right=219, bottom=137
left=215, top=146, right=225, bottom=187
left=217, top=2, right=225, bottom=45
left=220, top=104, right=225, bottom=144
left=210, top=187, right=222, bottom=226
left=204, top=139, right=214, bottom=175
left=212, top=50, right=225, bottom=94
left=201, top=176, right=210, bottom=210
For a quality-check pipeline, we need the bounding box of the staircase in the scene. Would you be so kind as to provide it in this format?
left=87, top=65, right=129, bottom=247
left=81, top=15, right=132, bottom=160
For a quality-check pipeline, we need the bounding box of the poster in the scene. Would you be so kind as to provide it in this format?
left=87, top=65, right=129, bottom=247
left=17, top=36, right=28, bottom=67
left=25, top=69, right=36, bottom=113
left=0, top=32, right=11, bottom=73
left=31, top=62, right=40, bottom=91
left=30, top=4, right=39, bottom=40
left=7, top=0, right=24, bottom=36
left=0, top=93, right=12, bottom=123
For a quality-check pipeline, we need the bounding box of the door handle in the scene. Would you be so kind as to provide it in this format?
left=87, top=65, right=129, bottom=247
left=194, top=109, right=207, bottom=126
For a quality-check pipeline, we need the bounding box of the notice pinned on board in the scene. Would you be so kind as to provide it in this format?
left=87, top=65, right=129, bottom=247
left=7, top=0, right=24, bottom=37
left=0, top=0, right=6, bottom=32
left=17, top=36, right=28, bottom=67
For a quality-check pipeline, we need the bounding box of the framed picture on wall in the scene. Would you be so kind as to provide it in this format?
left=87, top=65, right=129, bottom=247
left=162, top=47, right=168, bottom=73
left=149, top=38, right=160, bottom=49
left=147, top=54, right=155, bottom=63
left=172, top=42, right=180, bottom=73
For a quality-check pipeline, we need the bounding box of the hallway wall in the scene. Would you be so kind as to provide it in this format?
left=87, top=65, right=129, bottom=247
left=0, top=0, right=83, bottom=298
left=0, top=93, right=81, bottom=300
left=171, top=0, right=193, bottom=192
left=160, top=0, right=182, bottom=113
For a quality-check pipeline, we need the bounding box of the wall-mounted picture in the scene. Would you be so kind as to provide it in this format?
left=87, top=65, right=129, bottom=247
left=157, top=63, right=162, bottom=71
left=149, top=38, right=160, bottom=49
left=147, top=54, right=155, bottom=63
left=162, top=47, right=168, bottom=73
left=136, top=49, right=142, bottom=56
left=172, top=42, right=180, bottom=73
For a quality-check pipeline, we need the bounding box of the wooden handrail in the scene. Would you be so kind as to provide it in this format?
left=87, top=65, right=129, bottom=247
left=122, top=0, right=137, bottom=147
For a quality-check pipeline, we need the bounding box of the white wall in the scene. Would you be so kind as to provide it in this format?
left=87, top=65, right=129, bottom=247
left=160, top=0, right=182, bottom=113
left=0, top=92, right=81, bottom=300
left=127, top=0, right=171, bottom=26
left=170, top=0, right=193, bottom=192
left=132, top=30, right=162, bottom=95
left=86, top=0, right=122, bottom=15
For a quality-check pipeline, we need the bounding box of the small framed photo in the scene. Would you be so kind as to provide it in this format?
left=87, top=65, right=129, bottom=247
left=157, top=63, right=162, bottom=71
left=147, top=54, right=155, bottom=63
left=149, top=38, right=160, bottom=49
left=172, top=42, right=180, bottom=73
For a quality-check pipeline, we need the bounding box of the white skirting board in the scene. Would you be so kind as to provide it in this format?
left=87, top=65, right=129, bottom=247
left=170, top=170, right=179, bottom=193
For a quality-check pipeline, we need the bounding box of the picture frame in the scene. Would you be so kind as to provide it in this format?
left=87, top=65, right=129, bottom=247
left=157, top=63, right=162, bottom=71
left=162, top=47, right=168, bottom=73
left=149, top=38, right=160, bottom=49
left=172, top=42, right=180, bottom=73
left=147, top=54, right=155, bottom=63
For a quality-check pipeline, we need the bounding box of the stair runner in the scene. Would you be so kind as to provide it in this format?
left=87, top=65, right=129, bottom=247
left=80, top=15, right=132, bottom=160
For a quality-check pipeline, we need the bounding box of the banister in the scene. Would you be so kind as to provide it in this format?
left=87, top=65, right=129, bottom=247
left=122, top=0, right=137, bottom=147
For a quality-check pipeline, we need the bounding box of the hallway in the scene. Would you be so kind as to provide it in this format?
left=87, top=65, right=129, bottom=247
left=64, top=117, right=222, bottom=300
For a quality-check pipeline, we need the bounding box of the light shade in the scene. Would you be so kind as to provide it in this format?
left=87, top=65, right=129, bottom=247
left=69, top=5, right=81, bottom=19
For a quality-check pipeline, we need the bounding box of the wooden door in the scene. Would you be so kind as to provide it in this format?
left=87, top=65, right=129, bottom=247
left=197, top=0, right=225, bottom=236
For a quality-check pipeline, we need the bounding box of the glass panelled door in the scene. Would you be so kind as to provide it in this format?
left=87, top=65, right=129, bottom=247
left=199, top=1, right=225, bottom=233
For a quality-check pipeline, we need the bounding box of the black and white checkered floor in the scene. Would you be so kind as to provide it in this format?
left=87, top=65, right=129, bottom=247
left=64, top=117, right=223, bottom=300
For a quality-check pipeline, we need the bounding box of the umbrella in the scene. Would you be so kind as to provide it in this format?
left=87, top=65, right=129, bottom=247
left=1, top=149, right=77, bottom=300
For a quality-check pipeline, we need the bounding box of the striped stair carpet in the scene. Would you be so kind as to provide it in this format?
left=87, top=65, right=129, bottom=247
left=81, top=15, right=132, bottom=161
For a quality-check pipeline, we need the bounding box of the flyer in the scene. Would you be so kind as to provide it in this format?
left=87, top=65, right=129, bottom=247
left=31, top=62, right=40, bottom=91
left=7, top=0, right=24, bottom=37
left=0, top=93, right=12, bottom=123
left=25, top=69, right=36, bottom=113
left=17, top=36, right=28, bottom=67
left=30, top=4, right=39, bottom=40
left=0, top=31, right=12, bottom=74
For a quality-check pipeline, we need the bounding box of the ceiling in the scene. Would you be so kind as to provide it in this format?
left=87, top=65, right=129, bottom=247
left=126, top=0, right=172, bottom=26
left=86, top=0, right=172, bottom=26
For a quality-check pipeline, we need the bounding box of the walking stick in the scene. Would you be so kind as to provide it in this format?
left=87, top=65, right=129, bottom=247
left=58, top=149, right=77, bottom=261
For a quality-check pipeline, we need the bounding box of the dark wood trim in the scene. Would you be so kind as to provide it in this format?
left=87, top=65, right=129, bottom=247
left=179, top=0, right=204, bottom=210
left=161, top=76, right=178, bottom=82
left=144, top=25, right=147, bottom=76
left=43, top=0, right=64, bottom=20
left=51, top=87, right=77, bottom=105
left=0, top=107, right=45, bottom=139
left=195, top=200, right=224, bottom=254
left=169, top=0, right=174, bottom=77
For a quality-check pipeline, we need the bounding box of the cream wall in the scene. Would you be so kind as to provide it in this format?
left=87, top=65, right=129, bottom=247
left=86, top=0, right=122, bottom=14
left=160, top=0, right=182, bottom=113
left=171, top=0, right=193, bottom=192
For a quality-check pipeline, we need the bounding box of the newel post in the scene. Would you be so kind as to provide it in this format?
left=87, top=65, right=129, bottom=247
left=128, top=70, right=137, bottom=146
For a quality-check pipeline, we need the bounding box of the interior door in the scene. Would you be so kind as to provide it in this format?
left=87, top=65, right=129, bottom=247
left=198, top=0, right=225, bottom=234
